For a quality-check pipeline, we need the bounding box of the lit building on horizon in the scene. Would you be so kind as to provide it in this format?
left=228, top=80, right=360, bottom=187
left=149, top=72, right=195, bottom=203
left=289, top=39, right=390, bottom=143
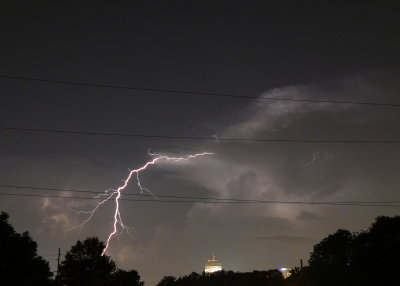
left=204, top=254, right=222, bottom=274
left=279, top=267, right=293, bottom=279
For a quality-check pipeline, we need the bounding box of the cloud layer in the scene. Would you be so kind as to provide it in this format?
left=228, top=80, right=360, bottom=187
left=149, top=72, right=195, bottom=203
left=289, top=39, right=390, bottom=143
left=1, top=72, right=399, bottom=285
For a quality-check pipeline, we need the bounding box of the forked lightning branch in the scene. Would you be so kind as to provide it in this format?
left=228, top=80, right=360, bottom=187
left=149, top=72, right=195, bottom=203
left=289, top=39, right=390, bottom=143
left=72, top=150, right=213, bottom=255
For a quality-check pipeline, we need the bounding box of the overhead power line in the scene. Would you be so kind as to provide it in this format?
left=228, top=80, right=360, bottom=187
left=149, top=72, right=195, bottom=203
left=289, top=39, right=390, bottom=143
left=1, top=74, right=400, bottom=108
left=0, top=184, right=284, bottom=203
left=1, top=126, right=400, bottom=143
left=0, top=192, right=398, bottom=207
left=0, top=184, right=399, bottom=208
left=3, top=183, right=399, bottom=204
left=0, top=184, right=269, bottom=203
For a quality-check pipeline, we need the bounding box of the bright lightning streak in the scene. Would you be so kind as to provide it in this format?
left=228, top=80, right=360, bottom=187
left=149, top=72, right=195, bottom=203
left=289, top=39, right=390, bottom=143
left=70, top=188, right=117, bottom=230
left=72, top=150, right=213, bottom=256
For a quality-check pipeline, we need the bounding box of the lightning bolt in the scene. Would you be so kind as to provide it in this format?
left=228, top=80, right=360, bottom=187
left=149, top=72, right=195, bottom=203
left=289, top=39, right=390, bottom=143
left=72, top=150, right=213, bottom=256
left=290, top=151, right=334, bottom=168
left=213, top=133, right=220, bottom=144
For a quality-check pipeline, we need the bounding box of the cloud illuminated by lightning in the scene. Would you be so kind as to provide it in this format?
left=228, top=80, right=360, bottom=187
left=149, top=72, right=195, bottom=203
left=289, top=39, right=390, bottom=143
left=72, top=150, right=213, bottom=256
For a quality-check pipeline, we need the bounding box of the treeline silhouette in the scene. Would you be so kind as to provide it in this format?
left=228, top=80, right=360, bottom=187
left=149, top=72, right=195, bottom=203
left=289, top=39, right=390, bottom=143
left=0, top=212, right=143, bottom=286
left=156, top=216, right=400, bottom=286
left=0, top=212, right=52, bottom=285
left=157, top=270, right=284, bottom=286
left=1, top=211, right=399, bottom=286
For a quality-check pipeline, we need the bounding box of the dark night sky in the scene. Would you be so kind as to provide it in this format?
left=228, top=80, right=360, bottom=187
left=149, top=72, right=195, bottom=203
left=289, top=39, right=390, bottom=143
left=1, top=1, right=400, bottom=285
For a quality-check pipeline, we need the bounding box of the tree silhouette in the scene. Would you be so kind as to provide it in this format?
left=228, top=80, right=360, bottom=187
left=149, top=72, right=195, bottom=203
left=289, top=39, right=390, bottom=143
left=308, top=229, right=352, bottom=286
left=0, top=211, right=52, bottom=286
left=284, top=267, right=311, bottom=286
left=58, top=237, right=116, bottom=286
left=305, top=216, right=400, bottom=286
left=156, top=276, right=176, bottom=286
left=350, top=216, right=400, bottom=285
left=156, top=270, right=284, bottom=286
left=58, top=237, right=144, bottom=286
left=110, top=269, right=144, bottom=286
left=154, top=216, right=400, bottom=286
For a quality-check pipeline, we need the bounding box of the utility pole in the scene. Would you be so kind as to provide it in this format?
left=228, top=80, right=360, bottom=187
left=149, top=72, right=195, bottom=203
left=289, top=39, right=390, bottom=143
left=300, top=258, right=303, bottom=269
left=56, top=248, right=61, bottom=278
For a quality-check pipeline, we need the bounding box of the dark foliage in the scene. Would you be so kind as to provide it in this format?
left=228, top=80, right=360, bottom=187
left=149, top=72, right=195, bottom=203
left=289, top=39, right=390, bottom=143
left=287, top=215, right=400, bottom=286
left=349, top=216, right=400, bottom=285
left=0, top=211, right=52, bottom=286
left=157, top=276, right=177, bottom=286
left=283, top=267, right=311, bottom=286
left=308, top=229, right=353, bottom=285
left=58, top=237, right=116, bottom=286
left=157, top=216, right=400, bottom=286
left=110, top=269, right=144, bottom=286
left=58, top=237, right=144, bottom=286
left=157, top=270, right=284, bottom=286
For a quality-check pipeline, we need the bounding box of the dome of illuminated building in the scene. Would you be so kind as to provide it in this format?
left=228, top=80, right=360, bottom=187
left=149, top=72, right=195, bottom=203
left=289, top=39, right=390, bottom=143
left=204, top=253, right=222, bottom=274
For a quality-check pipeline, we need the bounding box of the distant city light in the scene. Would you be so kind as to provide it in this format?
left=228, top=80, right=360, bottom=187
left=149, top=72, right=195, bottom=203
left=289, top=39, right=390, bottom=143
left=204, top=254, right=222, bottom=273
left=279, top=267, right=293, bottom=279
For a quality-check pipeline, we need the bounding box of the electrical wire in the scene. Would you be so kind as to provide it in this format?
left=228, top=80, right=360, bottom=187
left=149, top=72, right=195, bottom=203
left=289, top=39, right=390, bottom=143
left=0, top=186, right=399, bottom=208
left=1, top=74, right=400, bottom=107
left=1, top=126, right=400, bottom=143
left=1, top=184, right=399, bottom=204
